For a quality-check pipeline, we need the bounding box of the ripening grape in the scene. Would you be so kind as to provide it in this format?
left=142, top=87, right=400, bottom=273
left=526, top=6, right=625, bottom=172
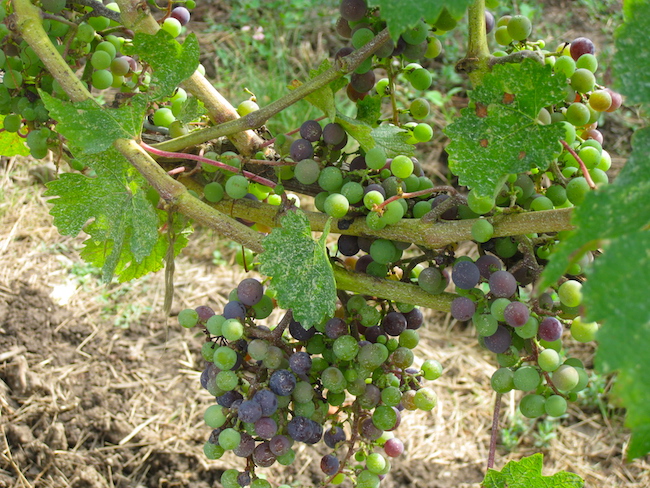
left=570, top=37, right=595, bottom=60
left=452, top=260, right=480, bottom=290
left=489, top=270, right=517, bottom=298
left=483, top=325, right=512, bottom=353
left=171, top=6, right=191, bottom=25
left=503, top=301, right=529, bottom=327
left=538, top=316, right=563, bottom=342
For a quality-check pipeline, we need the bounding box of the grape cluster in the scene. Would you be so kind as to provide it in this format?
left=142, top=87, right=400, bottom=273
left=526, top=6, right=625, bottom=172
left=0, top=1, right=198, bottom=160
left=179, top=277, right=442, bottom=488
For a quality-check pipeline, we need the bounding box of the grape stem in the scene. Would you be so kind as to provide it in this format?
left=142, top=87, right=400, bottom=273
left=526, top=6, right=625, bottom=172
left=560, top=140, right=597, bottom=189
left=73, top=0, right=122, bottom=22
left=374, top=185, right=461, bottom=213
left=487, top=393, right=502, bottom=470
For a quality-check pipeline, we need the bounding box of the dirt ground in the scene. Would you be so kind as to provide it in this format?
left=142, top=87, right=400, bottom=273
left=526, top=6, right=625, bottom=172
left=1, top=151, right=649, bottom=488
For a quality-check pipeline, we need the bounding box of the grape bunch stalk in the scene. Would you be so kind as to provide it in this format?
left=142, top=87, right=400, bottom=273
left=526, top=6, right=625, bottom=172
left=179, top=277, right=442, bottom=488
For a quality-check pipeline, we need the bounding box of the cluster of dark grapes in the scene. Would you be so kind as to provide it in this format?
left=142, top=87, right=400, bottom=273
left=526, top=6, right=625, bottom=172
left=178, top=277, right=443, bottom=488
left=0, top=1, right=197, bottom=160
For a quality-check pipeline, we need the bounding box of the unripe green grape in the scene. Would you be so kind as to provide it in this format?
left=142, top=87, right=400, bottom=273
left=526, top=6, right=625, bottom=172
left=91, top=50, right=112, bottom=70
left=237, top=99, right=259, bottom=116
left=467, top=189, right=495, bottom=214
left=218, top=428, right=241, bottom=450
left=88, top=15, right=110, bottom=31
left=513, top=366, right=540, bottom=391
left=597, top=149, right=612, bottom=171
left=519, top=393, right=546, bottom=418
left=366, top=452, right=387, bottom=474
left=162, top=17, right=183, bottom=38
left=545, top=184, right=567, bottom=206
left=471, top=218, right=494, bottom=243
left=152, top=107, right=174, bottom=127
left=215, top=370, right=238, bottom=390
left=570, top=68, right=596, bottom=93
left=203, top=441, right=224, bottom=460
left=491, top=367, right=515, bottom=393
left=538, top=348, right=561, bottom=372
left=323, top=193, right=349, bottom=218
left=575, top=53, right=598, bottom=72
left=425, top=37, right=442, bottom=58
left=414, top=387, right=437, bottom=410
left=178, top=308, right=199, bottom=328
left=558, top=120, right=576, bottom=144
left=294, top=158, right=320, bottom=184
left=553, top=55, right=576, bottom=78
left=558, top=279, right=582, bottom=308
left=552, top=364, right=579, bottom=391
left=407, top=68, right=432, bottom=91
left=221, top=318, right=243, bottom=341
left=352, top=28, right=375, bottom=49
left=565, top=103, right=590, bottom=127
left=494, top=25, right=512, bottom=46
left=410, top=97, right=430, bottom=120
left=506, top=15, right=532, bottom=41
left=588, top=89, right=612, bottom=112
left=412, top=123, right=433, bottom=142
left=545, top=395, right=568, bottom=417
left=490, top=297, right=511, bottom=322
left=341, top=181, right=364, bottom=204
left=589, top=168, right=609, bottom=187
left=380, top=200, right=405, bottom=225
left=530, top=195, right=553, bottom=211
left=412, top=200, right=432, bottom=218
left=376, top=78, right=389, bottom=96
left=578, top=145, right=600, bottom=169
left=390, top=155, right=413, bottom=178
left=474, top=313, right=499, bottom=336
left=318, top=166, right=343, bottom=192
left=3, top=113, right=21, bottom=132
left=225, top=174, right=249, bottom=199
left=363, top=190, right=384, bottom=210
left=570, top=317, right=598, bottom=342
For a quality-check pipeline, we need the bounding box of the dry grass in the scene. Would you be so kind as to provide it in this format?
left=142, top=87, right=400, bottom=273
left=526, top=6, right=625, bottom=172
left=1, top=155, right=649, bottom=488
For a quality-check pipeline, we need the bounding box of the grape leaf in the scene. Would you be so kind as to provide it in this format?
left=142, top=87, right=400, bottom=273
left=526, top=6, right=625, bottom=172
left=445, top=59, right=566, bottom=198
left=0, top=115, right=29, bottom=156
left=259, top=209, right=336, bottom=327
left=336, top=113, right=414, bottom=157
left=613, top=0, right=650, bottom=104
left=127, top=31, right=200, bottom=100
left=41, top=92, right=147, bottom=155
left=44, top=148, right=159, bottom=282
left=482, top=453, right=583, bottom=488
left=368, top=0, right=473, bottom=40
left=81, top=210, right=191, bottom=283
left=289, top=59, right=342, bottom=120
left=177, top=96, right=207, bottom=125
left=356, top=95, right=382, bottom=126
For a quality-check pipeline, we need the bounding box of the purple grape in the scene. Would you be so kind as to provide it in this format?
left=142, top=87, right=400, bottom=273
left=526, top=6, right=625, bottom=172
left=476, top=254, right=503, bottom=279
left=382, top=312, right=407, bottom=336
left=339, top=0, right=367, bottom=22
left=216, top=389, right=242, bottom=408
left=287, top=416, right=315, bottom=443
left=253, top=389, right=278, bottom=416
left=323, top=425, right=347, bottom=449
left=325, top=317, right=348, bottom=339
left=237, top=278, right=263, bottom=306
left=290, top=138, right=314, bottom=161
left=170, top=6, right=190, bottom=26
left=538, top=292, right=554, bottom=310
left=336, top=16, right=352, bottom=38
left=539, top=317, right=563, bottom=342
left=363, top=183, right=386, bottom=198
left=238, top=400, right=263, bottom=423
left=451, top=296, right=476, bottom=321
left=452, top=261, right=481, bottom=290
left=483, top=325, right=512, bottom=353
left=208, top=428, right=222, bottom=445
left=305, top=422, right=323, bottom=444
left=289, top=320, right=316, bottom=341
left=503, top=301, right=530, bottom=327
left=431, top=194, right=458, bottom=220
left=252, top=441, right=276, bottom=467
left=201, top=362, right=218, bottom=390
left=300, top=120, right=322, bottom=142
left=233, top=432, right=255, bottom=457
left=335, top=46, right=354, bottom=60
left=404, top=307, right=423, bottom=330
left=485, top=11, right=495, bottom=34
left=358, top=384, right=381, bottom=409
left=384, top=437, right=404, bottom=457
left=255, top=417, right=278, bottom=439
left=321, top=454, right=340, bottom=476
left=338, top=234, right=360, bottom=256
left=570, top=37, right=595, bottom=61
left=289, top=351, right=312, bottom=375
left=269, top=370, right=296, bottom=396
left=488, top=270, right=517, bottom=298
left=322, top=123, right=346, bottom=146
left=223, top=300, right=246, bottom=320
left=364, top=325, right=385, bottom=343
left=350, top=70, right=376, bottom=93
left=237, top=472, right=251, bottom=487
left=349, top=155, right=366, bottom=170
left=355, top=254, right=373, bottom=273
left=195, top=305, right=215, bottom=322
left=269, top=434, right=292, bottom=456
left=359, top=417, right=383, bottom=440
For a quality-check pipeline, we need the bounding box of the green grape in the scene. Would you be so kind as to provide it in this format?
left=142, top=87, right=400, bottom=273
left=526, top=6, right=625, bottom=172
left=575, top=53, right=598, bottom=72
left=178, top=308, right=199, bottom=328
left=412, top=200, right=432, bottom=218
left=294, top=158, right=320, bottom=184
left=225, top=175, right=249, bottom=199
left=412, top=123, right=433, bottom=142
left=276, top=449, right=296, bottom=465
left=352, top=28, right=375, bottom=49
left=364, top=146, right=386, bottom=170
left=558, top=280, right=582, bottom=307
left=91, top=50, right=112, bottom=70
left=253, top=295, right=274, bottom=319
left=571, top=367, right=590, bottom=393
left=398, top=329, right=419, bottom=349
left=372, top=405, right=397, bottom=430
left=433, top=7, right=457, bottom=31
left=333, top=335, right=359, bottom=361
left=88, top=16, right=111, bottom=31
left=201, top=341, right=216, bottom=361
left=379, top=200, right=405, bottom=226
left=491, top=367, right=515, bottom=393
left=215, top=370, right=238, bottom=391
left=357, top=470, right=380, bottom=488
left=366, top=452, right=387, bottom=474
left=218, top=428, right=241, bottom=450
left=571, top=317, right=598, bottom=342
left=153, top=107, right=175, bottom=127
left=376, top=78, right=390, bottom=96
left=340, top=181, right=364, bottom=205
left=553, top=55, right=576, bottom=78
left=407, top=68, right=432, bottom=91
left=570, top=68, right=596, bottom=93
left=552, top=364, right=580, bottom=391
left=471, top=219, right=494, bottom=243
left=578, top=145, right=601, bottom=169
left=203, top=182, right=224, bottom=203
left=77, top=22, right=96, bottom=43
left=506, top=15, right=532, bottom=41
left=3, top=113, right=21, bottom=132
left=203, top=404, right=226, bottom=428
left=530, top=195, right=553, bottom=211
left=519, top=394, right=546, bottom=418
left=421, top=359, right=443, bottom=380
left=588, top=89, right=612, bottom=112
left=414, top=387, right=437, bottom=410
left=390, top=155, right=413, bottom=179
left=513, top=366, right=540, bottom=391
left=318, top=166, right=343, bottom=192
left=410, top=97, right=430, bottom=120
left=545, top=185, right=567, bottom=206
left=369, top=239, right=397, bottom=265
left=566, top=176, right=589, bottom=205
left=251, top=480, right=271, bottom=488
left=473, top=313, right=498, bottom=336
left=203, top=441, right=224, bottom=460
left=162, top=17, right=183, bottom=38
left=95, top=41, right=116, bottom=59
left=186, top=0, right=196, bottom=8
left=206, top=314, right=225, bottom=335
left=363, top=190, right=384, bottom=210
left=42, top=0, right=66, bottom=14
left=221, top=318, right=243, bottom=341
left=494, top=25, right=512, bottom=46
left=110, top=56, right=130, bottom=76
left=402, top=19, right=429, bottom=44
left=381, top=386, right=402, bottom=406
left=324, top=193, right=350, bottom=218
left=537, top=348, right=561, bottom=372
left=322, top=366, right=346, bottom=393
left=565, top=103, right=590, bottom=127
left=213, top=346, right=237, bottom=369
left=545, top=395, right=568, bottom=417
left=248, top=339, right=269, bottom=360
left=467, top=189, right=495, bottom=214
left=425, top=37, right=442, bottom=58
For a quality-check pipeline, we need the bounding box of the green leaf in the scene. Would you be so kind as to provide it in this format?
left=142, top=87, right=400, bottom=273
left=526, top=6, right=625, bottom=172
left=0, top=115, right=29, bottom=156
left=41, top=92, right=147, bottom=155
left=127, top=31, right=200, bottom=100
left=613, top=0, right=650, bottom=104
left=177, top=96, right=207, bottom=125
left=44, top=148, right=159, bottom=282
left=368, top=0, right=472, bottom=40
left=336, top=113, right=414, bottom=157
left=356, top=95, right=382, bottom=126
left=259, top=209, right=336, bottom=327
left=538, top=127, right=650, bottom=290
left=445, top=59, right=566, bottom=198
left=289, top=59, right=338, bottom=120
left=482, top=453, right=583, bottom=488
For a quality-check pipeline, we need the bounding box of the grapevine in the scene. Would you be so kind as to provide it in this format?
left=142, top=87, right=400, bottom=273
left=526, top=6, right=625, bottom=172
left=2, top=0, right=649, bottom=487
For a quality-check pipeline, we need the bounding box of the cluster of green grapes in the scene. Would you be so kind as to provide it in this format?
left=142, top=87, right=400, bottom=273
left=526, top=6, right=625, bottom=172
left=0, top=0, right=196, bottom=159
left=179, top=277, right=442, bottom=488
